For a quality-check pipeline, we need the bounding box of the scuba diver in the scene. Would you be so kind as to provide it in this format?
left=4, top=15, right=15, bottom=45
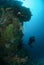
left=28, top=36, right=35, bottom=48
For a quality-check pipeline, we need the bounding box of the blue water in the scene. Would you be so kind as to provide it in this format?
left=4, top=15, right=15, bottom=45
left=20, top=0, right=44, bottom=59
left=0, top=0, right=44, bottom=64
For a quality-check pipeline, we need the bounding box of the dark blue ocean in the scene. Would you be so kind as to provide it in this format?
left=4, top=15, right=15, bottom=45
left=22, top=0, right=44, bottom=64
left=0, top=0, right=44, bottom=65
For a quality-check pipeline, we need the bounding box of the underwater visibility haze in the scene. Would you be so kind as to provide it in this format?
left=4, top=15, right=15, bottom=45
left=22, top=0, right=44, bottom=58
left=19, top=0, right=44, bottom=64
left=0, top=0, right=44, bottom=65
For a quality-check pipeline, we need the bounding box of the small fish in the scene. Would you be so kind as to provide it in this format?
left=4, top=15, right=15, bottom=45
left=17, top=12, right=24, bottom=17
left=17, top=12, right=21, bottom=15
left=28, top=36, right=35, bottom=48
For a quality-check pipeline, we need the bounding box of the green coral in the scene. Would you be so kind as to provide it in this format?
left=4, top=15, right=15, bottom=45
left=2, top=24, right=14, bottom=41
left=0, top=0, right=32, bottom=65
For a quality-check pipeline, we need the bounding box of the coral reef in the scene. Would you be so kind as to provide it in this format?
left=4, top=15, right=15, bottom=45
left=0, top=0, right=36, bottom=65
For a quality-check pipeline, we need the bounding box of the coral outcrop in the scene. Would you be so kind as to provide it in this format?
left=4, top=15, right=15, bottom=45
left=0, top=0, right=32, bottom=65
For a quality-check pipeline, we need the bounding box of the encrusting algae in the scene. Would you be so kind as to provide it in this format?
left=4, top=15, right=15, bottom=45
left=0, top=0, right=37, bottom=65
